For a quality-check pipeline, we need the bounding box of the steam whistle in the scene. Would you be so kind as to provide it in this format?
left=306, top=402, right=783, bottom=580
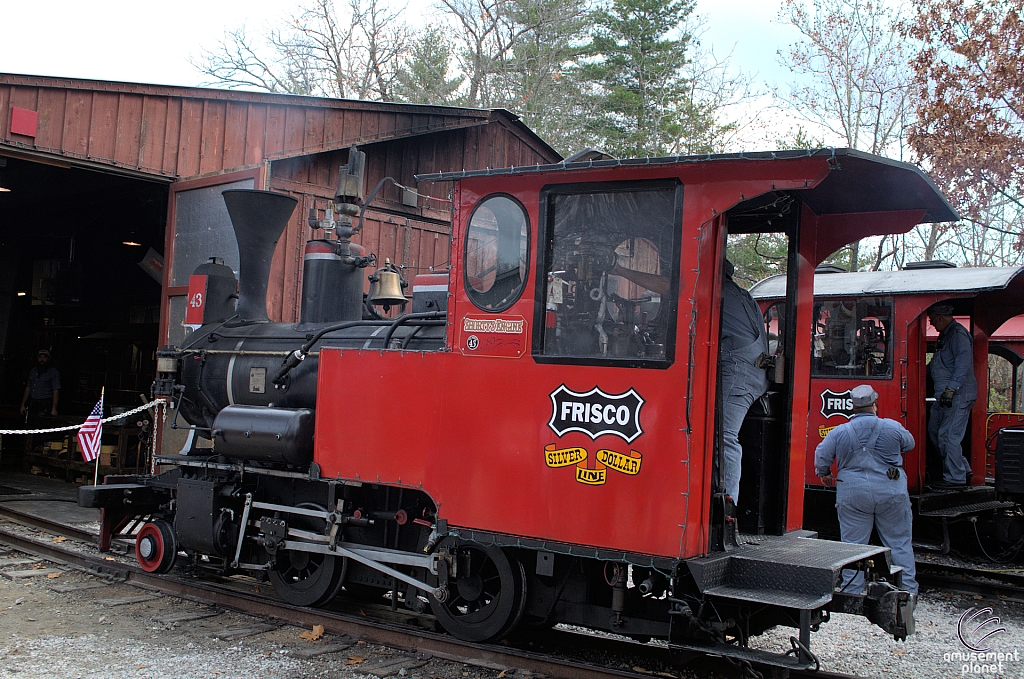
left=368, top=258, right=408, bottom=311
left=304, top=146, right=373, bottom=269
left=307, top=202, right=341, bottom=234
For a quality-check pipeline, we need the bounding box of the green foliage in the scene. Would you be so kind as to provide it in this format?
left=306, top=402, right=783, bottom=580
left=774, top=126, right=826, bottom=151
left=494, top=0, right=597, bottom=153
left=395, top=27, right=465, bottom=105
left=727, top=234, right=789, bottom=288
left=578, top=0, right=717, bottom=157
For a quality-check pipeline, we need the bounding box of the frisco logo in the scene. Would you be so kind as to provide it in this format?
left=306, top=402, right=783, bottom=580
left=548, top=385, right=644, bottom=443
left=820, top=388, right=854, bottom=420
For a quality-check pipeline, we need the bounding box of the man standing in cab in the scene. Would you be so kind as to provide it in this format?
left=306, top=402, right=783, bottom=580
left=926, top=302, right=976, bottom=489
left=718, top=259, right=769, bottom=506
left=815, top=384, right=918, bottom=595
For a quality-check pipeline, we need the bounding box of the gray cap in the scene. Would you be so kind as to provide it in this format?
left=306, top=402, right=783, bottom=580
left=37, top=349, right=50, bottom=357
left=928, top=302, right=955, bottom=316
left=851, top=384, right=878, bottom=407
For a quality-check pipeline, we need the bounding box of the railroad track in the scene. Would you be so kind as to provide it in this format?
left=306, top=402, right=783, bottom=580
left=917, top=560, right=1024, bottom=603
left=0, top=503, right=864, bottom=679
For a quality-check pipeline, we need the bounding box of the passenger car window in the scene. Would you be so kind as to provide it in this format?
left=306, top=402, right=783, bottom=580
left=464, top=195, right=529, bottom=312
left=535, top=182, right=681, bottom=366
left=812, top=297, right=893, bottom=378
left=764, top=301, right=786, bottom=356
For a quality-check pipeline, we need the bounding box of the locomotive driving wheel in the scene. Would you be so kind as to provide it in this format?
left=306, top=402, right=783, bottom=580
left=429, top=538, right=527, bottom=642
left=135, top=520, right=177, bottom=574
left=267, top=503, right=346, bottom=607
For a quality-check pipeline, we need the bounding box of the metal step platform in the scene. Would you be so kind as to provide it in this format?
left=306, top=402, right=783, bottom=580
left=912, top=485, right=1017, bottom=553
left=914, top=485, right=1015, bottom=518
left=686, top=530, right=890, bottom=611
left=919, top=499, right=1017, bottom=518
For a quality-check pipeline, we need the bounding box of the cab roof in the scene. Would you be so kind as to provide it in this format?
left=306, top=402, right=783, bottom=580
left=416, top=147, right=958, bottom=224
left=749, top=266, right=1024, bottom=300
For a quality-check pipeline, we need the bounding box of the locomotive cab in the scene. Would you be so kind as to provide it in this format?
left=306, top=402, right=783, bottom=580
left=83, top=149, right=959, bottom=671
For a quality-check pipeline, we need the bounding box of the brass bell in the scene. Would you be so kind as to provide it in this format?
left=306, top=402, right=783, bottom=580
left=368, top=258, right=408, bottom=310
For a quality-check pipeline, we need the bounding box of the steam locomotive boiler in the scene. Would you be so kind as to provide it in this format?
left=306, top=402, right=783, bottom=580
left=81, top=148, right=955, bottom=672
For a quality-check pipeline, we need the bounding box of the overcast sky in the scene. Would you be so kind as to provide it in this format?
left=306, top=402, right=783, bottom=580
left=0, top=0, right=805, bottom=146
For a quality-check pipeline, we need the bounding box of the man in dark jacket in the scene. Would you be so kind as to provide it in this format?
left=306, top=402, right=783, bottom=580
left=719, top=259, right=769, bottom=505
left=926, top=303, right=976, bottom=488
left=20, top=349, right=61, bottom=419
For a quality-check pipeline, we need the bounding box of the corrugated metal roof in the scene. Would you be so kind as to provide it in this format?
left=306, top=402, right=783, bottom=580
left=749, top=266, right=1024, bottom=299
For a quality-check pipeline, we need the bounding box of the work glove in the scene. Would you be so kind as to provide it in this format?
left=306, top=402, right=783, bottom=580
left=939, top=387, right=955, bottom=408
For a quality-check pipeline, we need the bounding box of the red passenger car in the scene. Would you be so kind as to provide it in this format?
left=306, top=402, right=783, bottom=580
left=751, top=264, right=1024, bottom=553
left=83, top=149, right=953, bottom=671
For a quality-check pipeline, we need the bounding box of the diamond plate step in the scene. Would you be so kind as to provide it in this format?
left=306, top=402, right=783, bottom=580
left=702, top=585, right=831, bottom=609
left=688, top=532, right=889, bottom=610
left=914, top=485, right=999, bottom=514
left=918, top=499, right=1016, bottom=518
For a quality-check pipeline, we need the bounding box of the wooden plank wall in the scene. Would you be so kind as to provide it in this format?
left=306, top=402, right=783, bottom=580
left=0, top=76, right=561, bottom=325
left=0, top=77, right=556, bottom=179
left=265, top=123, right=556, bottom=321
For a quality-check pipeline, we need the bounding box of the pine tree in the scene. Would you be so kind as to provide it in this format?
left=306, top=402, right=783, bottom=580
left=579, top=0, right=716, bottom=158
left=394, top=27, right=465, bottom=105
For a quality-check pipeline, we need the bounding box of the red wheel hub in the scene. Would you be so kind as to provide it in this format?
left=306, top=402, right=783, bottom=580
left=135, top=522, right=167, bottom=572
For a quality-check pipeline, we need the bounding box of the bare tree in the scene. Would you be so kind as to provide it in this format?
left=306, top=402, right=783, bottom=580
left=192, top=0, right=409, bottom=100
left=438, top=0, right=513, bottom=106
left=777, top=0, right=916, bottom=270
left=436, top=0, right=567, bottom=107
left=678, top=17, right=758, bottom=155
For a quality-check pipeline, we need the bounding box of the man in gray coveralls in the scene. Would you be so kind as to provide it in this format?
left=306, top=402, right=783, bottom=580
left=926, top=303, right=976, bottom=488
left=815, top=384, right=918, bottom=594
left=613, top=258, right=768, bottom=504
left=719, top=259, right=769, bottom=505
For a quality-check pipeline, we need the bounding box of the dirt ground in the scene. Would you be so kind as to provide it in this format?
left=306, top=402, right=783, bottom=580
left=0, top=546, right=514, bottom=679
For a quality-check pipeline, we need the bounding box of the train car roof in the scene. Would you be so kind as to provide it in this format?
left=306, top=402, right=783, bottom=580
left=748, top=266, right=1024, bottom=299
left=416, top=148, right=958, bottom=223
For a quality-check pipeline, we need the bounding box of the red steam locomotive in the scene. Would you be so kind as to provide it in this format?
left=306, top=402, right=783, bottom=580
left=750, top=264, right=1024, bottom=555
left=81, top=148, right=952, bottom=671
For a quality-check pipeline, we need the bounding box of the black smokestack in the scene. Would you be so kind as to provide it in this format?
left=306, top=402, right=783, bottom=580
left=222, top=189, right=298, bottom=323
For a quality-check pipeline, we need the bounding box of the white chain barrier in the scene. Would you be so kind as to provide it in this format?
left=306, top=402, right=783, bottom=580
left=0, top=401, right=161, bottom=435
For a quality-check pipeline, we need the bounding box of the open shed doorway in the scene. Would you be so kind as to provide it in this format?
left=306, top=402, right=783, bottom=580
left=0, top=153, right=169, bottom=475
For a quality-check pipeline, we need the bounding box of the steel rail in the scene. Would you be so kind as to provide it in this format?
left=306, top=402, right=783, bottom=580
left=0, top=510, right=867, bottom=679
left=916, top=561, right=1024, bottom=603
left=0, top=523, right=660, bottom=679
left=0, top=503, right=98, bottom=543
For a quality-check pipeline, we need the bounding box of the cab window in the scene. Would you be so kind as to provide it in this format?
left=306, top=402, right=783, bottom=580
left=812, top=297, right=893, bottom=378
left=534, top=181, right=682, bottom=367
left=464, top=195, right=529, bottom=312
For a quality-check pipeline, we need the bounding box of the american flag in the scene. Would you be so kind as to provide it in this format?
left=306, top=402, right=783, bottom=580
left=78, top=396, right=104, bottom=463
